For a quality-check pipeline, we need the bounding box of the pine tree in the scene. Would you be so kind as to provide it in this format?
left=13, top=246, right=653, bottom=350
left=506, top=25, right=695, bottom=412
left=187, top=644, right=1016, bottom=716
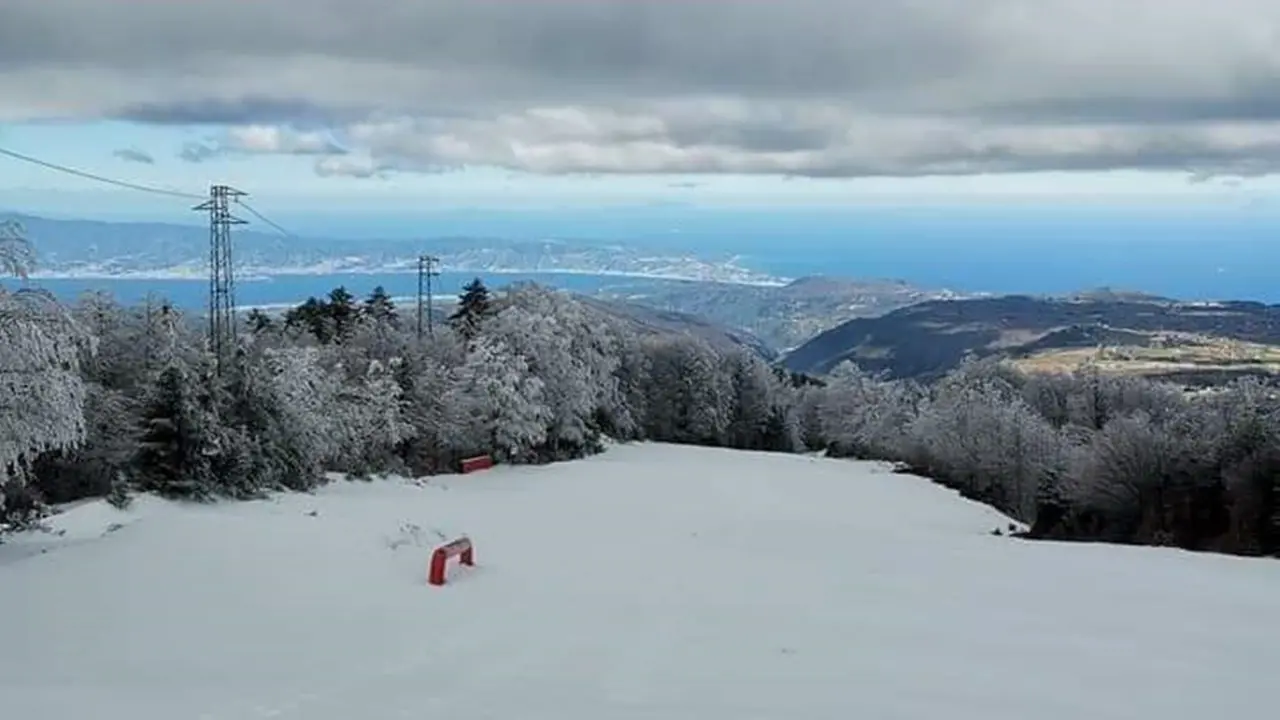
left=245, top=308, right=273, bottom=334
left=449, top=277, right=493, bottom=340
left=327, top=286, right=359, bottom=341
left=133, top=365, right=215, bottom=498
left=363, top=286, right=398, bottom=327
left=284, top=297, right=332, bottom=343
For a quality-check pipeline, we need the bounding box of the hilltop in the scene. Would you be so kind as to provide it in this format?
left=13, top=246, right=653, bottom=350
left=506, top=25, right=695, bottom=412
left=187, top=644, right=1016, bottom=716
left=782, top=293, right=1280, bottom=383
left=594, top=275, right=969, bottom=350
left=4, top=442, right=1275, bottom=719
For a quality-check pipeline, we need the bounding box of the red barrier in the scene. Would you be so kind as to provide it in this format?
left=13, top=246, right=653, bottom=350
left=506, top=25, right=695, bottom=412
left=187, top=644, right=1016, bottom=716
left=428, top=537, right=474, bottom=586
left=460, top=455, right=494, bottom=474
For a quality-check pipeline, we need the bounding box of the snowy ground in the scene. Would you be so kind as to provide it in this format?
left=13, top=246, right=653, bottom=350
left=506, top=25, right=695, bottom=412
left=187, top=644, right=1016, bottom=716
left=2, top=443, right=1277, bottom=719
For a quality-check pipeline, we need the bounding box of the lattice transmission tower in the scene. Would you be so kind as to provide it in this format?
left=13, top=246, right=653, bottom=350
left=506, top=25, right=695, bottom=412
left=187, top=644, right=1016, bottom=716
left=417, top=254, right=441, bottom=341
left=194, top=184, right=247, bottom=374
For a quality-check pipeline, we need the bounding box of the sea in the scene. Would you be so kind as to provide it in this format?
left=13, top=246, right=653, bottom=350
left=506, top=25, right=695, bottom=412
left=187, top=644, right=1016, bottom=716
left=7, top=205, right=1280, bottom=310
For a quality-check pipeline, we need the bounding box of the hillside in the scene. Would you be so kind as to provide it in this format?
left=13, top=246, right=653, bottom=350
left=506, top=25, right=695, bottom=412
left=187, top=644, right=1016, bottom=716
left=4, top=442, right=1275, bottom=719
left=577, top=295, right=776, bottom=359
left=594, top=275, right=968, bottom=350
left=782, top=293, right=1280, bottom=382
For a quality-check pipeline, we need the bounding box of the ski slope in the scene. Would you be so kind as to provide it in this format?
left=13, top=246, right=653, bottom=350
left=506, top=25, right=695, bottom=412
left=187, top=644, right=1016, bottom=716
left=2, top=443, right=1277, bottom=719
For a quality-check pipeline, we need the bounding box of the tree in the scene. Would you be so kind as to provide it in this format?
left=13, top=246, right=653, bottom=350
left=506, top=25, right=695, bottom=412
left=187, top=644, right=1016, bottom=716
left=327, top=286, right=360, bottom=342
left=363, top=286, right=398, bottom=327
left=443, top=335, right=549, bottom=462
left=0, top=220, right=35, bottom=279
left=396, top=345, right=458, bottom=474
left=449, top=277, right=494, bottom=340
left=641, top=334, right=730, bottom=445
left=284, top=297, right=332, bottom=343
left=330, top=357, right=415, bottom=474
left=133, top=365, right=218, bottom=498
left=0, top=224, right=89, bottom=488
left=246, top=308, right=273, bottom=334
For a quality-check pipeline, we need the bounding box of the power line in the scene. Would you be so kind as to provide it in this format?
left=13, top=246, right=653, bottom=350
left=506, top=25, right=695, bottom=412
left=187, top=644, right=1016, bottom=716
left=236, top=200, right=297, bottom=238
left=1, top=144, right=302, bottom=239
left=0, top=146, right=204, bottom=200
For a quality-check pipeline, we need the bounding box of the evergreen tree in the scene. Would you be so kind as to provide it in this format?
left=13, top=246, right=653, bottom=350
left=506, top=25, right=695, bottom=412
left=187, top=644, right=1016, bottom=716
left=449, top=277, right=493, bottom=340
left=133, top=365, right=216, bottom=498
left=327, top=286, right=359, bottom=341
left=363, top=286, right=398, bottom=327
left=246, top=308, right=273, bottom=334
left=284, top=297, right=332, bottom=343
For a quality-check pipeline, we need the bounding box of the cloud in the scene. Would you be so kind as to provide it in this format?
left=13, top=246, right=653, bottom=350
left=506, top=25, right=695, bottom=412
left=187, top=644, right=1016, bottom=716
left=5, top=0, right=1280, bottom=178
left=118, top=97, right=341, bottom=127
left=225, top=125, right=344, bottom=155
left=179, top=141, right=219, bottom=164
left=314, top=154, right=388, bottom=179
left=112, top=147, right=154, bottom=164
left=177, top=126, right=345, bottom=162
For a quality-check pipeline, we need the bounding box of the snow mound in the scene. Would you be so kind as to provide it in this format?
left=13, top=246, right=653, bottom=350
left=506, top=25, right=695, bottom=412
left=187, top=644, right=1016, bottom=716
left=0, top=495, right=164, bottom=566
left=1, top=443, right=1277, bottom=719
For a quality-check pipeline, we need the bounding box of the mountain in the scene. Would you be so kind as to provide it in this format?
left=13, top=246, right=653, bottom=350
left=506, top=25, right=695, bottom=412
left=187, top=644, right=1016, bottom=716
left=6, top=442, right=1273, bottom=719
left=2, top=212, right=778, bottom=284
left=782, top=293, right=1280, bottom=384
left=576, top=296, right=776, bottom=359
left=592, top=275, right=971, bottom=350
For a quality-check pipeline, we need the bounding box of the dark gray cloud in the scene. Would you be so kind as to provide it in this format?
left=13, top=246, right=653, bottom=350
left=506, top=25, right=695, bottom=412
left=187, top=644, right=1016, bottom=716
left=117, top=97, right=345, bottom=127
left=112, top=147, right=154, bottom=164
left=4, top=0, right=1280, bottom=177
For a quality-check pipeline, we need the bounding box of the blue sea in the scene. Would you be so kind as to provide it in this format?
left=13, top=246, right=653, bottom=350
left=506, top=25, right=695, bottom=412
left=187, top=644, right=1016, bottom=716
left=7, top=205, right=1280, bottom=309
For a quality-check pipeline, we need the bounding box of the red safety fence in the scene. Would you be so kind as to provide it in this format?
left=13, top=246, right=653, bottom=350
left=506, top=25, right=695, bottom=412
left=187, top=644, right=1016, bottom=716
left=460, top=455, right=493, bottom=474
left=428, top=537, right=474, bottom=586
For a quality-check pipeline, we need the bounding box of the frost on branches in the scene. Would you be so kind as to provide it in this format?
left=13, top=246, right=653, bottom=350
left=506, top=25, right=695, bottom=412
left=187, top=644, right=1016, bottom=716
left=444, top=335, right=550, bottom=462
left=0, top=223, right=88, bottom=484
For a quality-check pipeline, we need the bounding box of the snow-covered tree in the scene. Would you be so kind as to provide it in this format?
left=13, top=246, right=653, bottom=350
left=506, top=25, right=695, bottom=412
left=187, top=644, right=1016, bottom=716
left=487, top=285, right=629, bottom=457
left=397, top=346, right=458, bottom=474
left=0, top=225, right=89, bottom=487
left=641, top=334, right=731, bottom=445
left=332, top=357, right=415, bottom=474
left=260, top=346, right=344, bottom=473
left=818, top=362, right=920, bottom=460
left=132, top=364, right=220, bottom=498
left=443, top=335, right=550, bottom=462
left=907, top=368, right=1065, bottom=520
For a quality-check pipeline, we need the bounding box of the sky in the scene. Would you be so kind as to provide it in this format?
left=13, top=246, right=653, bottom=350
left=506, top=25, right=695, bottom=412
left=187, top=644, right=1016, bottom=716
left=3, top=0, right=1280, bottom=221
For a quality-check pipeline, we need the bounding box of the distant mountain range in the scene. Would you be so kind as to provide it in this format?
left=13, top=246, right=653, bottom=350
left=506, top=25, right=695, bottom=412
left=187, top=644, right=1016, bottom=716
left=782, top=293, right=1280, bottom=386
left=2, top=213, right=779, bottom=285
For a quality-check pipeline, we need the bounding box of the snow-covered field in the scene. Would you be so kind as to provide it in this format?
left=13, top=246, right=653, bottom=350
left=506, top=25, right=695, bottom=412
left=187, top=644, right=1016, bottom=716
left=2, top=443, right=1276, bottom=719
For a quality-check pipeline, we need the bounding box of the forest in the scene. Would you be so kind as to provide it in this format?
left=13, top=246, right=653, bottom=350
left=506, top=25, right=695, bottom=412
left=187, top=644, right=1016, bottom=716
left=2, top=226, right=1279, bottom=558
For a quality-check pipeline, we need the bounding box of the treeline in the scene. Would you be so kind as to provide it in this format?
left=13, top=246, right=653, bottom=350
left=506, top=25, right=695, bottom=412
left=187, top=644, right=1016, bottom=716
left=3, top=256, right=1279, bottom=558
left=1, top=277, right=807, bottom=523
left=812, top=360, right=1280, bottom=556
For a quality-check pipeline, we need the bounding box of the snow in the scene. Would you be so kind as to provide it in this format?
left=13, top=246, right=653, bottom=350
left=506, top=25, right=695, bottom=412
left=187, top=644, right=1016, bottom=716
left=2, top=443, right=1277, bottom=719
